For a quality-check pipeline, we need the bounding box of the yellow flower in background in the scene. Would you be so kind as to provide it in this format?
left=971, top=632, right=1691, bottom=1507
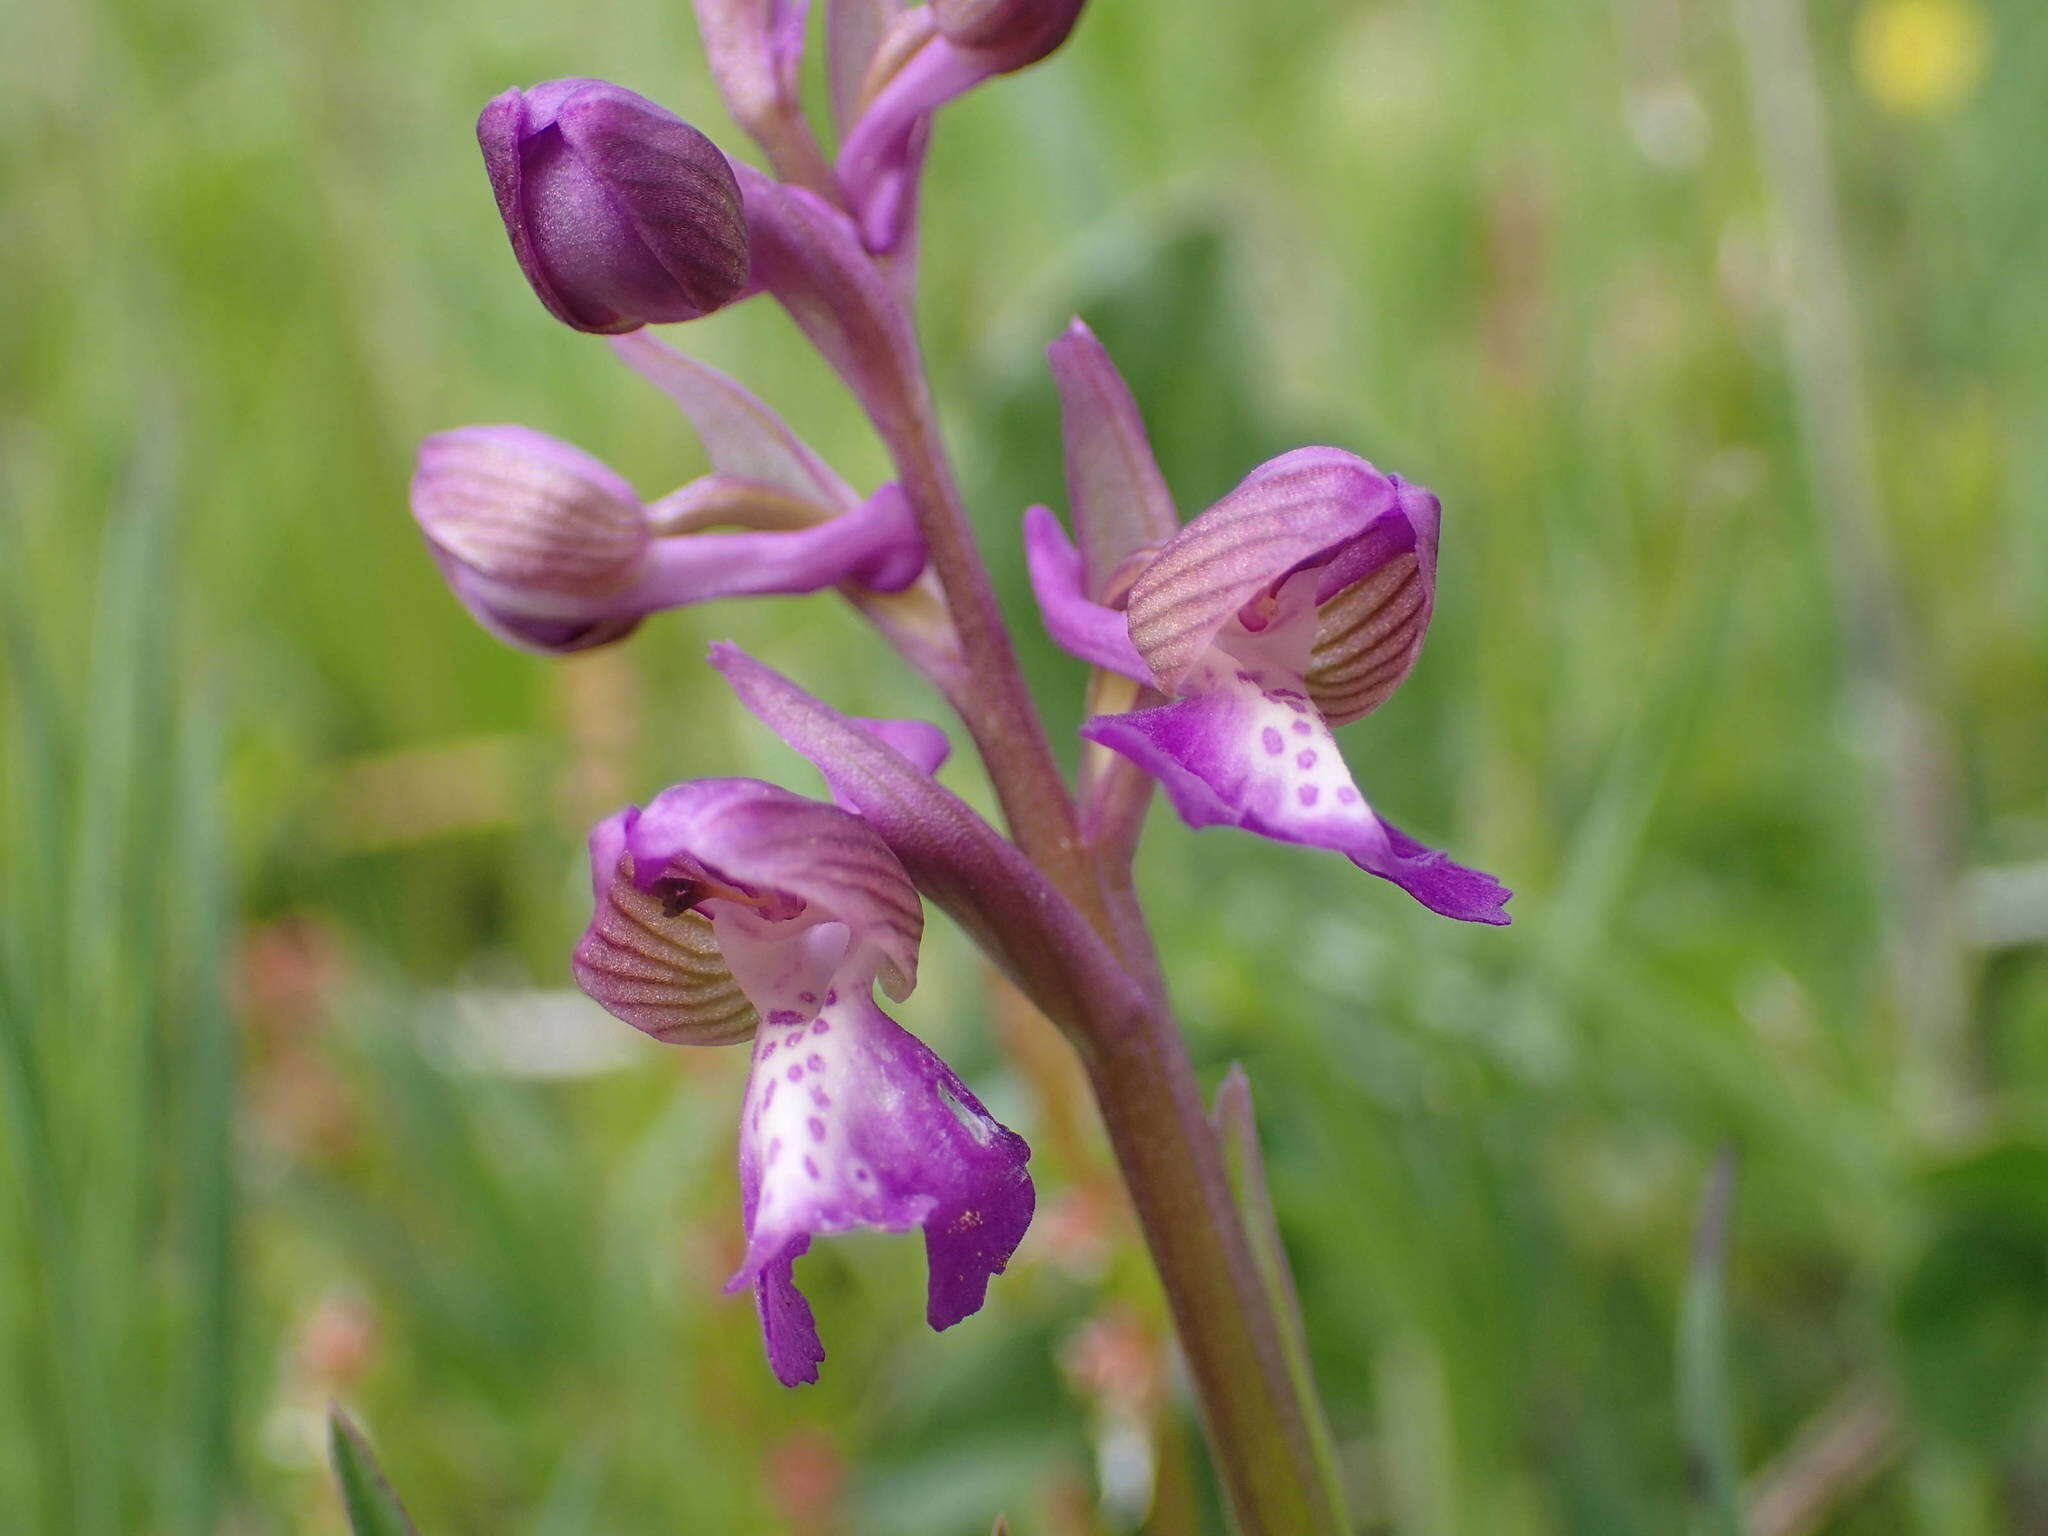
left=1855, top=0, right=1989, bottom=117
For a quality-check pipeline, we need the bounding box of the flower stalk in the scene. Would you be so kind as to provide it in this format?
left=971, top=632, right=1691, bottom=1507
left=418, top=4, right=1512, bottom=1526
left=857, top=283, right=1352, bottom=1536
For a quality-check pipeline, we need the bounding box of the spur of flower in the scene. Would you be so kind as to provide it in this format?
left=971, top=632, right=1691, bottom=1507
left=573, top=775, right=1034, bottom=1386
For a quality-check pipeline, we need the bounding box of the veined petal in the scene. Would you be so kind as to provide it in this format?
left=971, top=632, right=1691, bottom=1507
left=625, top=778, right=925, bottom=1001
left=730, top=989, right=1033, bottom=1384
left=413, top=425, right=648, bottom=597
left=1305, top=478, right=1439, bottom=727
left=611, top=331, right=860, bottom=512
left=574, top=810, right=760, bottom=1044
left=1047, top=319, right=1179, bottom=594
left=1022, top=505, right=1150, bottom=682
left=1126, top=448, right=1400, bottom=693
left=574, top=852, right=760, bottom=1046
left=1081, top=660, right=1511, bottom=924
left=428, top=547, right=644, bottom=655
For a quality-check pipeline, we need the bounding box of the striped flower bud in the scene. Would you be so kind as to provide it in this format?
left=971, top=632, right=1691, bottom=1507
left=478, top=78, right=749, bottom=334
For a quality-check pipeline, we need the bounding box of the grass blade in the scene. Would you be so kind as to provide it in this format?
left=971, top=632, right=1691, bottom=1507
left=1680, top=1147, right=1744, bottom=1536
left=330, top=1408, right=424, bottom=1536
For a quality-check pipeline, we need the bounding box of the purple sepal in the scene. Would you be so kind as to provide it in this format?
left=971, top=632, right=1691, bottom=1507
left=573, top=818, right=759, bottom=1047
left=1081, top=662, right=1511, bottom=924
left=1047, top=319, right=1180, bottom=596
left=611, top=331, right=860, bottom=513
left=730, top=990, right=1033, bottom=1383
left=1125, top=448, right=1402, bottom=694
left=622, top=777, right=925, bottom=1001
left=1302, top=476, right=1439, bottom=726
left=479, top=79, right=748, bottom=334
left=1022, top=505, right=1150, bottom=681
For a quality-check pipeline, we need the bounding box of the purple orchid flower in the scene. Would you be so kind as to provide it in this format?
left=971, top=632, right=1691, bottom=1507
left=574, top=777, right=1034, bottom=1386
left=479, top=79, right=750, bottom=333
left=410, top=424, right=927, bottom=653
left=1027, top=443, right=1512, bottom=925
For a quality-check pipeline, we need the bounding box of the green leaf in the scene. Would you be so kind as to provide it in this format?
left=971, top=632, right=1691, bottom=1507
left=1896, top=1141, right=2048, bottom=1449
left=1212, top=1065, right=1353, bottom=1529
left=329, top=1409, right=422, bottom=1536
left=1678, top=1149, right=1743, bottom=1536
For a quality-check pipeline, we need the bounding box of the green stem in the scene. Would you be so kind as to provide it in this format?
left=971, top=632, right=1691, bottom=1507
left=1079, top=1013, right=1352, bottom=1534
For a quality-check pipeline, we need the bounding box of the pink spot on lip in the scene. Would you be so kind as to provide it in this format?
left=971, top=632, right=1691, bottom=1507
left=1261, top=727, right=1285, bottom=755
left=811, top=1019, right=829, bottom=1035
left=1298, top=785, right=1320, bottom=807
left=767, top=1137, right=783, bottom=1164
left=763, top=1080, right=779, bottom=1107
left=1296, top=749, right=1318, bottom=770
left=1337, top=787, right=1359, bottom=805
left=786, top=1064, right=803, bottom=1082
left=803, top=1156, right=820, bottom=1179
left=806, top=1053, right=826, bottom=1072
left=810, top=1086, right=831, bottom=1108
left=808, top=1116, right=826, bottom=1142
left=1292, top=719, right=1313, bottom=735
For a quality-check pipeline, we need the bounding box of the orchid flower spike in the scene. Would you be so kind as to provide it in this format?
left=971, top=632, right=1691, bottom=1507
left=411, top=425, right=926, bottom=654
left=573, top=778, right=1034, bottom=1386
left=479, top=78, right=750, bottom=333
left=1027, top=447, right=1512, bottom=924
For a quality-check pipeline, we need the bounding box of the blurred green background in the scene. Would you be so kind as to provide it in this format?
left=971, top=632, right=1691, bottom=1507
left=5, top=0, right=2046, bottom=1529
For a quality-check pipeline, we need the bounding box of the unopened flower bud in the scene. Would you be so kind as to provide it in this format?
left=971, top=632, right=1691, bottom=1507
left=412, top=425, right=651, bottom=653
left=478, top=78, right=750, bottom=334
left=411, top=425, right=930, bottom=655
left=932, top=0, right=1085, bottom=69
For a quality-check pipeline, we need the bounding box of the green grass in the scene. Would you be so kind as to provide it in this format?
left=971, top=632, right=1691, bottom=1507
left=4, top=0, right=2047, bottom=1530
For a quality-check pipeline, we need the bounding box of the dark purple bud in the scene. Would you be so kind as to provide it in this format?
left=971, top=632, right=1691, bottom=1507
left=479, top=78, right=750, bottom=334
left=932, top=0, right=1084, bottom=69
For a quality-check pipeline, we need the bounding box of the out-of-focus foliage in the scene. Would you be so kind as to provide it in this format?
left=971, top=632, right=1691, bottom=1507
left=3, top=0, right=2046, bottom=1530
